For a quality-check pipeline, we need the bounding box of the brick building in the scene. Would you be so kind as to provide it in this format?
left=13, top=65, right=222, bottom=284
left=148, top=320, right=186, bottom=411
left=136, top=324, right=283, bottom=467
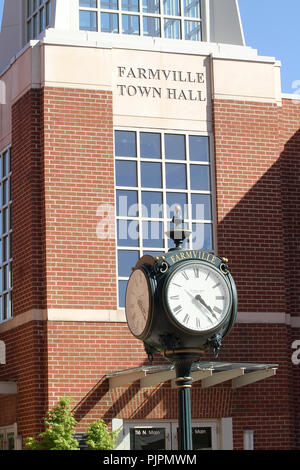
left=0, top=0, right=299, bottom=450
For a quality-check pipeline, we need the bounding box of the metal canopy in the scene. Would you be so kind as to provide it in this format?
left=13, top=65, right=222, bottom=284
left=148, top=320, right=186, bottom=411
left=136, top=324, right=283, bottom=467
left=106, top=362, right=278, bottom=390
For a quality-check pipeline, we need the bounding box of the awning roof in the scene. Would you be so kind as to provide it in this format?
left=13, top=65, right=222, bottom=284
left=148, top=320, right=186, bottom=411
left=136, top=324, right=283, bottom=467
left=106, top=362, right=278, bottom=390
left=0, top=340, right=5, bottom=364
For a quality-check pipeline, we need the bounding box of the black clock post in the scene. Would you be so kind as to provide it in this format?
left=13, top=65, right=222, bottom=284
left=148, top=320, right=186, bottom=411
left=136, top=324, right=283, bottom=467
left=125, top=206, right=238, bottom=452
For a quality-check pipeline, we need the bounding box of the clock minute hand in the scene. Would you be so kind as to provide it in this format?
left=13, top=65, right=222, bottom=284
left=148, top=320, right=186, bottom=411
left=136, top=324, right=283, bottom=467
left=195, top=294, right=218, bottom=320
left=184, top=289, right=214, bottom=324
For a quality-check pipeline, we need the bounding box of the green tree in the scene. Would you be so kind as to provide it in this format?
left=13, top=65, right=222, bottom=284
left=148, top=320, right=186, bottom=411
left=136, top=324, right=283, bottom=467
left=86, top=419, right=118, bottom=450
left=25, top=397, right=79, bottom=450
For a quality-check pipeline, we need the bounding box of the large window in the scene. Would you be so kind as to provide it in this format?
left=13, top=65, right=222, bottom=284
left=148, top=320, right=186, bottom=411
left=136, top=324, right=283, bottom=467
left=115, top=130, right=214, bottom=307
left=79, top=0, right=202, bottom=40
left=26, top=0, right=52, bottom=42
left=0, top=148, right=12, bottom=322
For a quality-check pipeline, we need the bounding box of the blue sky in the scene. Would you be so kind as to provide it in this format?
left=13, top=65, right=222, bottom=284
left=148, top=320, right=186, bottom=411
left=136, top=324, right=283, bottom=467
left=0, top=0, right=298, bottom=93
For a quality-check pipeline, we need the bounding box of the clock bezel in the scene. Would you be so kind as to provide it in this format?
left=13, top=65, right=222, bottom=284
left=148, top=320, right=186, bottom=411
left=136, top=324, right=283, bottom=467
left=163, top=259, right=233, bottom=336
left=125, top=265, right=155, bottom=340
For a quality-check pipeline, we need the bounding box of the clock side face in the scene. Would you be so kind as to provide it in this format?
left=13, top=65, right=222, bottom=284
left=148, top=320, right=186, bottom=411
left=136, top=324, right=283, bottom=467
left=165, top=261, right=232, bottom=334
left=125, top=268, right=151, bottom=338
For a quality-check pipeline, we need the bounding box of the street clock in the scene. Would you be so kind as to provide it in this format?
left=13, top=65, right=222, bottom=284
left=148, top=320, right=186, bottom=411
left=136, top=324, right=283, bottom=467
left=125, top=209, right=237, bottom=359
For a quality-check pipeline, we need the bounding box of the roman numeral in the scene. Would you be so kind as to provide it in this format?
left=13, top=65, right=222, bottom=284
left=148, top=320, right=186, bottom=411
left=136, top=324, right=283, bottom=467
left=181, top=271, right=189, bottom=280
left=170, top=295, right=179, bottom=300
left=173, top=305, right=182, bottom=315
left=213, top=306, right=222, bottom=314
left=205, top=272, right=210, bottom=281
left=212, top=282, right=220, bottom=289
left=216, top=296, right=225, bottom=301
left=173, top=283, right=182, bottom=288
left=183, top=314, right=190, bottom=324
left=196, top=317, right=201, bottom=329
left=193, top=267, right=199, bottom=278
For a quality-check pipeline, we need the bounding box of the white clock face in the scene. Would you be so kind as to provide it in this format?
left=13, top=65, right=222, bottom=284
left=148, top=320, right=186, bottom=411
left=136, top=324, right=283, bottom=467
left=125, top=268, right=151, bottom=338
left=165, top=262, right=231, bottom=333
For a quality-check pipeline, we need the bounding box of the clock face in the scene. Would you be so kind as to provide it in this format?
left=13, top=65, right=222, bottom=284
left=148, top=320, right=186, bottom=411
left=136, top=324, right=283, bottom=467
left=125, top=268, right=152, bottom=338
left=165, top=261, right=232, bottom=334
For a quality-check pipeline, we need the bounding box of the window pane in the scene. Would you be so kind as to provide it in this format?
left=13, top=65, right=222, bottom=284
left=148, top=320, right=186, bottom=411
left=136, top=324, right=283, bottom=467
left=190, top=165, right=210, bottom=190
left=142, top=0, right=160, bottom=14
left=164, top=19, right=181, bottom=39
left=115, top=161, right=137, bottom=187
left=143, top=16, right=161, bottom=37
left=80, top=10, right=98, bottom=31
left=141, top=191, right=163, bottom=217
left=165, top=134, right=185, bottom=160
left=166, top=192, right=187, bottom=218
left=189, top=136, right=209, bottom=161
left=130, top=428, right=166, bottom=450
left=191, top=193, right=211, bottom=220
left=118, top=250, right=139, bottom=277
left=192, top=223, right=212, bottom=250
left=122, top=0, right=139, bottom=11
left=140, top=133, right=161, bottom=159
left=142, top=221, right=163, bottom=248
left=80, top=0, right=97, bottom=7
left=117, top=220, right=139, bottom=246
left=101, top=12, right=119, bottom=32
left=101, top=0, right=118, bottom=8
left=122, top=14, right=140, bottom=34
left=163, top=0, right=180, bottom=16
left=118, top=280, right=127, bottom=307
left=115, top=131, right=137, bottom=157
left=39, top=7, right=45, bottom=32
left=117, top=190, right=138, bottom=217
left=46, top=1, right=51, bottom=26
left=183, top=0, right=200, bottom=18
left=166, top=163, right=187, bottom=189
left=184, top=20, right=201, bottom=40
left=141, top=162, right=162, bottom=188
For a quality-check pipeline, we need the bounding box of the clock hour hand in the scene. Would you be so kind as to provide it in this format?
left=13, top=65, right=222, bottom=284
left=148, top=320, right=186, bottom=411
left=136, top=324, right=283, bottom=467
left=195, top=294, right=218, bottom=320
left=184, top=289, right=214, bottom=324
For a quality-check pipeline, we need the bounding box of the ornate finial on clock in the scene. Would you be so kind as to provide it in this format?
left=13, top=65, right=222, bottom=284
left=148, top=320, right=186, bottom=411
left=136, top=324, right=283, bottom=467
left=166, top=205, right=191, bottom=251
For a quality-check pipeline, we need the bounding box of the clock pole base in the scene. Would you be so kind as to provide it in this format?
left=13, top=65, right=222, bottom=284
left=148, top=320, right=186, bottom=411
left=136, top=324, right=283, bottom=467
left=163, top=349, right=203, bottom=451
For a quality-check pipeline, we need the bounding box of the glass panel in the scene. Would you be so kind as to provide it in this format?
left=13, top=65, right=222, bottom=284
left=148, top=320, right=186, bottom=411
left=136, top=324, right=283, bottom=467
left=27, top=0, right=32, bottom=17
left=165, top=163, right=187, bottom=189
left=80, top=0, right=98, bottom=7
left=115, top=161, right=137, bottom=187
left=141, top=191, right=163, bottom=218
left=189, top=136, right=209, bottom=162
left=3, top=265, right=8, bottom=291
left=46, top=1, right=51, bottom=26
left=116, top=190, right=138, bottom=217
left=3, top=236, right=8, bottom=262
left=33, top=14, right=38, bottom=37
left=142, top=221, right=163, bottom=248
left=143, top=16, right=161, bottom=37
left=192, top=223, right=212, bottom=250
left=142, top=0, right=160, bottom=14
left=101, top=12, right=119, bottom=32
left=163, top=0, right=180, bottom=16
left=183, top=0, right=200, bottom=18
left=141, top=162, right=162, bottom=188
left=122, top=15, right=140, bottom=34
left=27, top=20, right=32, bottom=41
left=140, top=133, right=161, bottom=159
left=191, top=193, right=211, bottom=220
left=2, top=180, right=8, bottom=206
left=190, top=165, right=210, bottom=191
left=165, top=134, right=185, bottom=160
left=3, top=293, right=8, bottom=320
left=184, top=20, right=201, bottom=40
left=79, top=10, right=98, bottom=31
left=118, top=280, right=127, bottom=308
left=164, top=19, right=181, bottom=39
left=118, top=250, right=139, bottom=277
left=39, top=7, right=45, bottom=32
left=2, top=151, right=9, bottom=176
left=7, top=433, right=15, bottom=450
left=122, top=0, right=139, bottom=11
left=166, top=192, right=187, bottom=219
left=2, top=208, right=8, bottom=233
left=101, top=0, right=118, bottom=8
left=117, top=220, right=139, bottom=246
left=115, top=131, right=137, bottom=157
left=130, top=428, right=166, bottom=450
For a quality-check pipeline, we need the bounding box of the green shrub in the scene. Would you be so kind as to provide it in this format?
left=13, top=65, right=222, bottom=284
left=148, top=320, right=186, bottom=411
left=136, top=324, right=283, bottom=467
left=86, top=419, right=118, bottom=450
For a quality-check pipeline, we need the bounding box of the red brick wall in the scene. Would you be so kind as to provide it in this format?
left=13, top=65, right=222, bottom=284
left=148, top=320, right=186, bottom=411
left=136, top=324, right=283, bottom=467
left=212, top=99, right=285, bottom=313
left=11, top=89, right=46, bottom=316
left=43, top=87, right=116, bottom=309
